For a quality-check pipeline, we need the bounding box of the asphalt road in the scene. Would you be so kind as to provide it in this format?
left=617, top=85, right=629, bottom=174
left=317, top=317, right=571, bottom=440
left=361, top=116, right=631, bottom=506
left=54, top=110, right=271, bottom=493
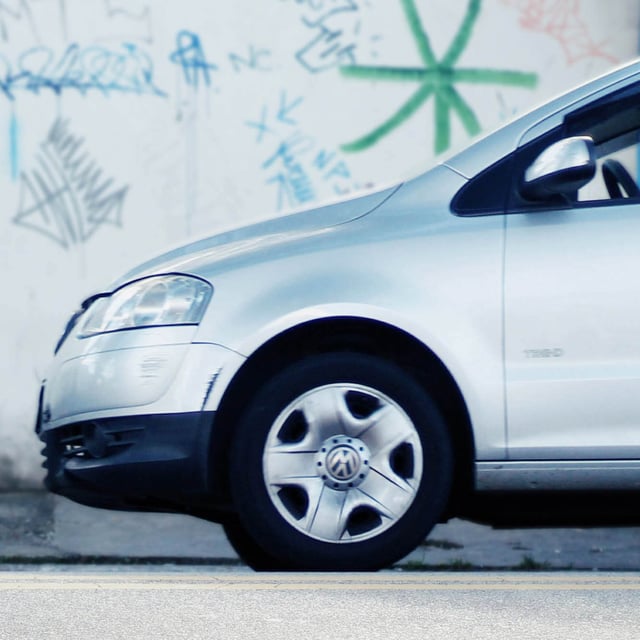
left=1, top=571, right=639, bottom=639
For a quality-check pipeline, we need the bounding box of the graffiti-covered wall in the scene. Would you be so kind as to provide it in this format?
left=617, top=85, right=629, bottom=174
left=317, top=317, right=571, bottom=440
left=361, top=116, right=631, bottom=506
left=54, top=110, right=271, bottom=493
left=1, top=0, right=639, bottom=488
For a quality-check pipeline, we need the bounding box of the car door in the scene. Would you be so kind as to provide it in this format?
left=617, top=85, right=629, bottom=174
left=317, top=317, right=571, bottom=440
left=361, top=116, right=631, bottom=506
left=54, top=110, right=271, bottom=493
left=504, top=87, right=640, bottom=461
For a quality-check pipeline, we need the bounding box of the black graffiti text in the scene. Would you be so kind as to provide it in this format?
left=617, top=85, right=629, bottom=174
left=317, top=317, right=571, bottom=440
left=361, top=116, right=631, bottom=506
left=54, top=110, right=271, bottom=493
left=13, top=117, right=129, bottom=249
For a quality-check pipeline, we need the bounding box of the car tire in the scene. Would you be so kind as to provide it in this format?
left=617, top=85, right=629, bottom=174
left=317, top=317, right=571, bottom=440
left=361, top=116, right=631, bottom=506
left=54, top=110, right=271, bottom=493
left=222, top=516, right=289, bottom=571
left=228, top=352, right=453, bottom=571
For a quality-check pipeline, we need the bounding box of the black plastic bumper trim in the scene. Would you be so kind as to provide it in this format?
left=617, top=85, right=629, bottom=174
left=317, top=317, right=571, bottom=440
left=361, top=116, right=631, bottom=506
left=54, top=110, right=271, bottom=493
left=39, top=411, right=221, bottom=517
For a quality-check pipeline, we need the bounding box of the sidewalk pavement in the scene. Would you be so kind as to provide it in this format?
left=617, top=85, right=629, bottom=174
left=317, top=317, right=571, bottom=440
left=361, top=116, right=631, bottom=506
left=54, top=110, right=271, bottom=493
left=2, top=491, right=640, bottom=570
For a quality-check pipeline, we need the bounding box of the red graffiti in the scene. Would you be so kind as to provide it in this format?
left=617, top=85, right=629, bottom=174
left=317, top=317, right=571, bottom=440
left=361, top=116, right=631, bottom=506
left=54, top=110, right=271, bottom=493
left=502, top=0, right=619, bottom=66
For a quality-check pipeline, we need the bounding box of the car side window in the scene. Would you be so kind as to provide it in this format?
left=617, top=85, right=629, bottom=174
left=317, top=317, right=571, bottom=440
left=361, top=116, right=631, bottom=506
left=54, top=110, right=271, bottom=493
left=527, top=89, right=640, bottom=210
left=508, top=87, right=640, bottom=211
left=449, top=153, right=516, bottom=216
left=576, top=132, right=640, bottom=203
left=564, top=84, right=640, bottom=204
left=452, top=83, right=640, bottom=217
left=452, top=127, right=564, bottom=216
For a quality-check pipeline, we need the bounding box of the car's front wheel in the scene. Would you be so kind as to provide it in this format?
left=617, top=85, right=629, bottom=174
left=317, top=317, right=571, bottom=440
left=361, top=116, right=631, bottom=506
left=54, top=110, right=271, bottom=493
left=228, top=352, right=453, bottom=571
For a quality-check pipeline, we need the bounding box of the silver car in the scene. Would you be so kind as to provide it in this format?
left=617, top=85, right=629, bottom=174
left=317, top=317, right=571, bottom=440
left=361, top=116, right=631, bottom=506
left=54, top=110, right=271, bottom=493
left=38, top=59, right=640, bottom=570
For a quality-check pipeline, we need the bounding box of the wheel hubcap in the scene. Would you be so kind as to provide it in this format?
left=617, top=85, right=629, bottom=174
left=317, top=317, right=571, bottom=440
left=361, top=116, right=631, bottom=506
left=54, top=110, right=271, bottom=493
left=316, top=435, right=370, bottom=490
left=263, top=383, right=423, bottom=544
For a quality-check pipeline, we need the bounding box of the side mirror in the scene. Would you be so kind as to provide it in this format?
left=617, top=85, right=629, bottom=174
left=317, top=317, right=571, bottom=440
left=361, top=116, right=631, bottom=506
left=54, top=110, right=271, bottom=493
left=520, top=136, right=596, bottom=201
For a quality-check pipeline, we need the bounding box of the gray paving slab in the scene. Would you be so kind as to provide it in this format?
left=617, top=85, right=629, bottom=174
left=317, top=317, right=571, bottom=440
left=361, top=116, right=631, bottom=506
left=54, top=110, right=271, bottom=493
left=408, top=519, right=640, bottom=570
left=2, top=491, right=640, bottom=570
left=52, top=494, right=236, bottom=560
left=0, top=492, right=56, bottom=558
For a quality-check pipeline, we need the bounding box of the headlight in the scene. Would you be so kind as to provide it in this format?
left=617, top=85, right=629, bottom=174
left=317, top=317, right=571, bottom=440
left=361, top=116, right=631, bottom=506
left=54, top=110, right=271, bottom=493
left=79, top=274, right=213, bottom=337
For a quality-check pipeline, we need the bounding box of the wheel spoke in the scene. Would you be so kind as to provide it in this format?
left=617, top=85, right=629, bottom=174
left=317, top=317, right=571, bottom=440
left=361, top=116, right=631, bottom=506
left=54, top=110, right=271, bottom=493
left=303, top=484, right=351, bottom=541
left=295, top=387, right=355, bottom=447
left=264, top=451, right=317, bottom=485
left=359, top=405, right=419, bottom=458
left=356, top=468, right=416, bottom=519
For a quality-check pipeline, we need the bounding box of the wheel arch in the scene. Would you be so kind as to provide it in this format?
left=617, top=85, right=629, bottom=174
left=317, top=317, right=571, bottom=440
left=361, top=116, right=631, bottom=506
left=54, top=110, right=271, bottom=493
left=208, top=316, right=475, bottom=518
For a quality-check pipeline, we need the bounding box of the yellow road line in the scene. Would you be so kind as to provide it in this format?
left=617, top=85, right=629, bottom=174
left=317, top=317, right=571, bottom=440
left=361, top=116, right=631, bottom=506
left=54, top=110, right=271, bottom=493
left=1, top=575, right=640, bottom=591
left=2, top=572, right=640, bottom=583
left=1, top=584, right=640, bottom=591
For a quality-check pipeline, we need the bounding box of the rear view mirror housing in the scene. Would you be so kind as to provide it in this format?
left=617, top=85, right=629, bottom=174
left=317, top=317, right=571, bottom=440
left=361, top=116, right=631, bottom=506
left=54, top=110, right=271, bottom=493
left=521, top=136, right=596, bottom=201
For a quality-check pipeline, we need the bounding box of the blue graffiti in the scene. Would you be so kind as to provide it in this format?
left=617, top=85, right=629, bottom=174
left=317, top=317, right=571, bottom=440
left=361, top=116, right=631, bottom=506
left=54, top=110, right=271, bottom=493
left=169, top=30, right=217, bottom=88
left=313, top=150, right=351, bottom=181
left=296, top=25, right=357, bottom=73
left=246, top=91, right=303, bottom=142
left=228, top=45, right=271, bottom=72
left=276, top=91, right=303, bottom=125
left=263, top=133, right=317, bottom=211
left=0, top=42, right=166, bottom=100
left=9, top=110, right=18, bottom=180
left=246, top=105, right=273, bottom=143
left=250, top=92, right=355, bottom=210
left=288, top=0, right=361, bottom=73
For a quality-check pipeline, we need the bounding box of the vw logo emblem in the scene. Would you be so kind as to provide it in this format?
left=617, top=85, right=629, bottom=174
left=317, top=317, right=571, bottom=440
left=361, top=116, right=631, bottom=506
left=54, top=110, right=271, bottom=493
left=327, top=446, right=360, bottom=481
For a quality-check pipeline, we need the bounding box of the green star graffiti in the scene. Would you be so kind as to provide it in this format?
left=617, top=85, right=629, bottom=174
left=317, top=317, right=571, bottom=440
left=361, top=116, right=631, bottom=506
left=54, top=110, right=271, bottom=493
left=340, top=0, right=538, bottom=154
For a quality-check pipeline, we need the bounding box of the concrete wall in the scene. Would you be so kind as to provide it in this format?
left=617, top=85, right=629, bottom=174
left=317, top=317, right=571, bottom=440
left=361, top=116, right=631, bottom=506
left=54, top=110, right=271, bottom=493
left=1, top=0, right=638, bottom=489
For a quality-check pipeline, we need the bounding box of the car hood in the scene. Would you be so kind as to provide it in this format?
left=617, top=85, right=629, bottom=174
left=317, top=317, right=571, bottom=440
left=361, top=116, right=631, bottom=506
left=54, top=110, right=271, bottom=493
left=114, top=185, right=401, bottom=287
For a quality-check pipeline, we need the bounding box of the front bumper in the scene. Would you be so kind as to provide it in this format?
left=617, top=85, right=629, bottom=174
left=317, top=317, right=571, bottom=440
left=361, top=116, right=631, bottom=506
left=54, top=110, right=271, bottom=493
left=39, top=411, right=220, bottom=515
left=36, top=329, right=246, bottom=518
left=42, top=331, right=245, bottom=428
